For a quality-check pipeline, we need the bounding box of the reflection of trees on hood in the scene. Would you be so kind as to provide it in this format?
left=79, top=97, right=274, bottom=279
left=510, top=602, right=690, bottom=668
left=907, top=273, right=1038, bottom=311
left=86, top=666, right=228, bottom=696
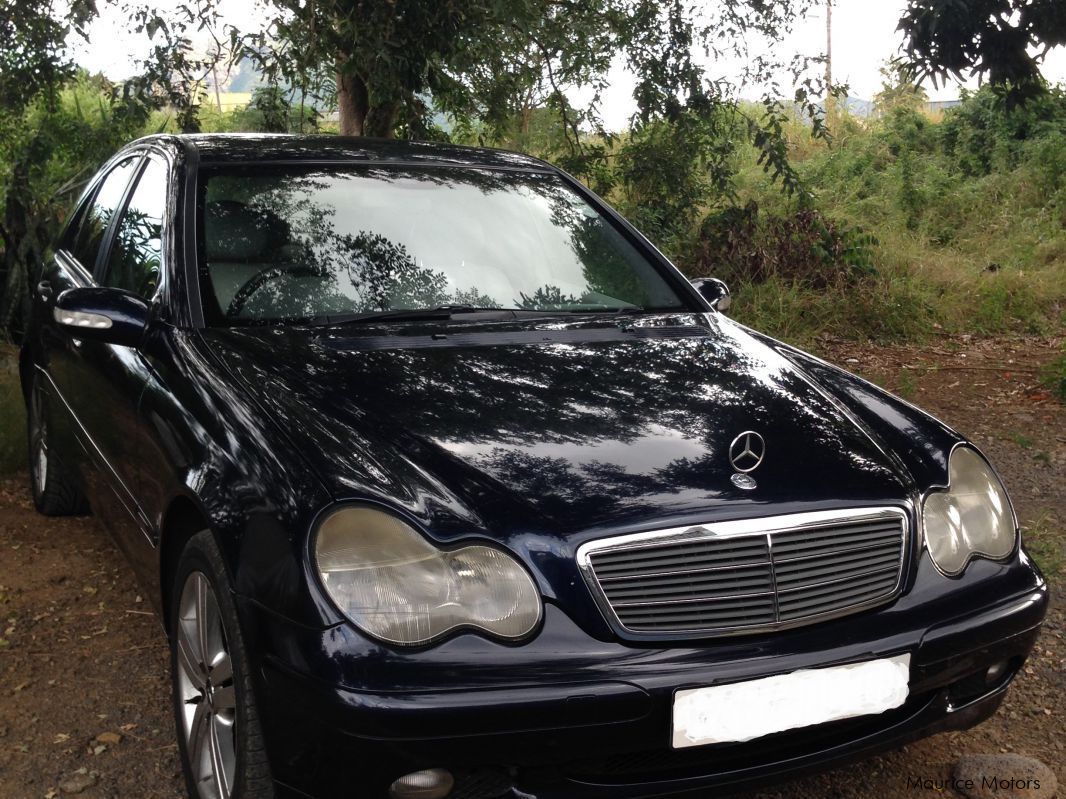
left=217, top=319, right=902, bottom=524
left=476, top=450, right=732, bottom=520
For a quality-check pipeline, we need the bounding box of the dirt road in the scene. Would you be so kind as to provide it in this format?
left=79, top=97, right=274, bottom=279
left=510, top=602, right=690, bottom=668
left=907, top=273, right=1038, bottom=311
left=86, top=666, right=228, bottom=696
left=0, top=335, right=1062, bottom=799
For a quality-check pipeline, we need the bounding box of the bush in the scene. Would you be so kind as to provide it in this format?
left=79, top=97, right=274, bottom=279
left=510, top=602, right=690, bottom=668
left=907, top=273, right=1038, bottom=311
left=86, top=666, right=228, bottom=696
left=1043, top=350, right=1066, bottom=402
left=0, top=72, right=157, bottom=338
left=718, top=85, right=1066, bottom=343
left=689, top=202, right=877, bottom=290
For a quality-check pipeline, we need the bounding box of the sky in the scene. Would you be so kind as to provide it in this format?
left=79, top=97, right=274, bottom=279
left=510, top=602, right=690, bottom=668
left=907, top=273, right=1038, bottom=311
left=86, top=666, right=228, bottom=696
left=72, top=0, right=1066, bottom=132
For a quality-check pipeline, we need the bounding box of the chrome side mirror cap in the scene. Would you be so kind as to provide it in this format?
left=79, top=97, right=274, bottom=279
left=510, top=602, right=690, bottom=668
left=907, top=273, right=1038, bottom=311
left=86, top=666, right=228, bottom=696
left=690, top=277, right=731, bottom=313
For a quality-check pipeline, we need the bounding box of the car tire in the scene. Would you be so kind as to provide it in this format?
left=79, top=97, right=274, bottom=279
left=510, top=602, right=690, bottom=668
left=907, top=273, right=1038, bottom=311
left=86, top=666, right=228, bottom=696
left=170, top=530, right=274, bottom=799
left=27, top=374, right=88, bottom=517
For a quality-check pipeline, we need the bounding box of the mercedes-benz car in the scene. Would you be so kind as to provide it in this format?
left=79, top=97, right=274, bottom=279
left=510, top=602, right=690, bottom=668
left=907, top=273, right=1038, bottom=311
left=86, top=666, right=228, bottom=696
left=21, top=134, right=1048, bottom=799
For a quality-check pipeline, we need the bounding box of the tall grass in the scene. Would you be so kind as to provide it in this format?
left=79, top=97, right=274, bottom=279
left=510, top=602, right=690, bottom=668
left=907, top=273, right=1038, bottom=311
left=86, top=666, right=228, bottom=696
left=704, top=89, right=1066, bottom=344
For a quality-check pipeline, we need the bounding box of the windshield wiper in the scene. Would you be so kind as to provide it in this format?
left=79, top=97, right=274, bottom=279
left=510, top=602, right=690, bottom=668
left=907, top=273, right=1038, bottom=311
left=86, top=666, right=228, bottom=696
left=311, top=305, right=485, bottom=326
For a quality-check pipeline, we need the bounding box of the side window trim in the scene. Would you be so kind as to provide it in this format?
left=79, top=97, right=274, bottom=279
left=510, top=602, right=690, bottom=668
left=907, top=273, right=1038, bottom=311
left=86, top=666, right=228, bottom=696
left=55, top=250, right=96, bottom=287
left=93, top=153, right=148, bottom=281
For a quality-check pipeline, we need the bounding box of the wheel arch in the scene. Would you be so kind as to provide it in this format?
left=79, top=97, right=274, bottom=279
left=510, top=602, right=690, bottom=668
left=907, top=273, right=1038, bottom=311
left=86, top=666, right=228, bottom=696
left=159, top=494, right=213, bottom=636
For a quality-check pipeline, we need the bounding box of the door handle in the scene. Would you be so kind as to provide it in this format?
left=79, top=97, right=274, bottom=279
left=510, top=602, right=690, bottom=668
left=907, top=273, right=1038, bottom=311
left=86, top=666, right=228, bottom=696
left=37, top=280, right=53, bottom=302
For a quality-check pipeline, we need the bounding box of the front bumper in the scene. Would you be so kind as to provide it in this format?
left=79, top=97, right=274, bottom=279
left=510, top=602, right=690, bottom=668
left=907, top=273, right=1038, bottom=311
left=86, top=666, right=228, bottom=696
left=242, top=558, right=1048, bottom=799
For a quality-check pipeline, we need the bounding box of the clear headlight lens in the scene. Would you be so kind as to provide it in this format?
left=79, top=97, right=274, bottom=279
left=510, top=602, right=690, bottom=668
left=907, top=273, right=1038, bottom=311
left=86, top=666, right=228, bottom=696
left=313, top=506, right=542, bottom=645
left=922, top=447, right=1016, bottom=575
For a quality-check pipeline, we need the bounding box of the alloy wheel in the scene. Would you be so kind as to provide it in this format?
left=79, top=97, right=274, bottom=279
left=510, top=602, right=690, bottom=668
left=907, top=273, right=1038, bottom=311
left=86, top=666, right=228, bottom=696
left=176, top=571, right=237, bottom=799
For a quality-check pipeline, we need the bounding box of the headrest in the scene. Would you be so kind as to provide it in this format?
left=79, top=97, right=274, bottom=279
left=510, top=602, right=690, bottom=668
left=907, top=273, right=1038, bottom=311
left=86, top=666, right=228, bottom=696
left=203, top=200, right=290, bottom=261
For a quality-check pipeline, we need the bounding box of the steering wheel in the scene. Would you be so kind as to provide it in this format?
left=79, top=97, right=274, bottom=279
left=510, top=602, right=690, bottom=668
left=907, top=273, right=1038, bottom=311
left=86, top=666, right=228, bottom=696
left=226, top=264, right=329, bottom=319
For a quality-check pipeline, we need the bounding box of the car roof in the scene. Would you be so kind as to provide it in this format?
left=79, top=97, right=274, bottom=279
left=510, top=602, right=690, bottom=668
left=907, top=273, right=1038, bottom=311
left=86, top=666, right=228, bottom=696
left=131, top=133, right=554, bottom=171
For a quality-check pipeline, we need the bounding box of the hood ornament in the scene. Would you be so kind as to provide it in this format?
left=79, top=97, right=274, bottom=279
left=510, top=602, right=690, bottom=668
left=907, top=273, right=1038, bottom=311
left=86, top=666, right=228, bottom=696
left=729, top=431, right=765, bottom=490
left=729, top=431, right=765, bottom=473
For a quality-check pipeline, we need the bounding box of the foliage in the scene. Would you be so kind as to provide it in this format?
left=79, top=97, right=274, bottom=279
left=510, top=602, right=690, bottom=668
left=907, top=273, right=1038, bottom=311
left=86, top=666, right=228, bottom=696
left=691, top=202, right=877, bottom=290
left=900, top=0, right=1066, bottom=105
left=719, top=85, right=1066, bottom=344
left=1043, top=350, right=1066, bottom=402
left=0, top=0, right=97, bottom=113
left=612, top=109, right=746, bottom=252
left=240, top=0, right=830, bottom=189
left=0, top=345, right=24, bottom=474
left=0, top=74, right=157, bottom=337
left=939, top=85, right=1066, bottom=176
left=874, top=61, right=928, bottom=116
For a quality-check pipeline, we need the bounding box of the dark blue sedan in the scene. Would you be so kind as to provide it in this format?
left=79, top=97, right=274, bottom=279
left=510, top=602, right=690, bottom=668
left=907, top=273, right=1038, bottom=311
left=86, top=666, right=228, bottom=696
left=20, top=134, right=1047, bottom=799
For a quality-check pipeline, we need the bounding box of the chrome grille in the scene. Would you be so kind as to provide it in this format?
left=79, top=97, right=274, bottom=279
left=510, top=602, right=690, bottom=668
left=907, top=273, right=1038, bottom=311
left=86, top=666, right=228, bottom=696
left=578, top=508, right=907, bottom=638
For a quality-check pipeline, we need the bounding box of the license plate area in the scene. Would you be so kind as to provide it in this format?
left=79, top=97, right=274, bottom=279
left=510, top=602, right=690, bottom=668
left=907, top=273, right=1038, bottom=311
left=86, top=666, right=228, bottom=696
left=671, top=654, right=910, bottom=748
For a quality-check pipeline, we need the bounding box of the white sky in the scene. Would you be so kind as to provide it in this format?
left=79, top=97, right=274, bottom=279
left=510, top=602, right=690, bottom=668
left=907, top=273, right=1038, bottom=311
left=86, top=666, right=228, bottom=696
left=72, top=0, right=1066, bottom=132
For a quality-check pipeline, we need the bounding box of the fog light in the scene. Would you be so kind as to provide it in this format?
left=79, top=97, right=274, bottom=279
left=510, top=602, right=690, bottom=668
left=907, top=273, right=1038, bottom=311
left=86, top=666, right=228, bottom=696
left=986, top=660, right=1010, bottom=685
left=388, top=768, right=454, bottom=799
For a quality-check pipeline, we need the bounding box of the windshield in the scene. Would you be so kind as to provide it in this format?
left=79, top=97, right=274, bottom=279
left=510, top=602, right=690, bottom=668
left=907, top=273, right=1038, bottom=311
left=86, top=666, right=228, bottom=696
left=197, top=165, right=689, bottom=324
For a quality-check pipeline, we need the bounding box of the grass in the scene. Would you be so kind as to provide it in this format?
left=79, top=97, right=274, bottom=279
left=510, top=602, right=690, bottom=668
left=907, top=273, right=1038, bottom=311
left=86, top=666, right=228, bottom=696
left=1008, top=431, right=1035, bottom=449
left=1023, top=514, right=1065, bottom=579
left=719, top=94, right=1066, bottom=346
left=0, top=345, right=25, bottom=476
left=1042, top=349, right=1066, bottom=401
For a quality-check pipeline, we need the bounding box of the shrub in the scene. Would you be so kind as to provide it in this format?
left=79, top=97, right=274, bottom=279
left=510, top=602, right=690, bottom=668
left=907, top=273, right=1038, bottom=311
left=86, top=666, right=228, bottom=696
left=689, top=202, right=877, bottom=290
left=1043, top=350, right=1066, bottom=402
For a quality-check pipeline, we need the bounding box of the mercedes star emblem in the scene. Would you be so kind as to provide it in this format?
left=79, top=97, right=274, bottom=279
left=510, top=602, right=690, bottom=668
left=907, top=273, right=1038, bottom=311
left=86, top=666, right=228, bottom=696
left=729, top=431, right=766, bottom=474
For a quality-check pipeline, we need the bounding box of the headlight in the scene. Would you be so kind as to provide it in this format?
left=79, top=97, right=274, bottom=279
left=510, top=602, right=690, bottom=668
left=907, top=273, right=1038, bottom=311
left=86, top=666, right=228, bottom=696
left=313, top=506, right=542, bottom=645
left=922, top=447, right=1016, bottom=575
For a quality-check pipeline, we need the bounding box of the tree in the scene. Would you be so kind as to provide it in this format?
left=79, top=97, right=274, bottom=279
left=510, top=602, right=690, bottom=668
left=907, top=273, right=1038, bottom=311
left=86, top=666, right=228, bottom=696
left=874, top=61, right=929, bottom=116
left=242, top=0, right=627, bottom=139
left=0, top=0, right=97, bottom=114
left=230, top=0, right=831, bottom=258
left=899, top=0, right=1066, bottom=104
left=242, top=1, right=826, bottom=147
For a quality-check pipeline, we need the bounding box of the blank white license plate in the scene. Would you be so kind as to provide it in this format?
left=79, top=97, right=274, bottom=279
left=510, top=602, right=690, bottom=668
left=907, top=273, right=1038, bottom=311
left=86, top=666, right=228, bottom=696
left=671, top=654, right=910, bottom=748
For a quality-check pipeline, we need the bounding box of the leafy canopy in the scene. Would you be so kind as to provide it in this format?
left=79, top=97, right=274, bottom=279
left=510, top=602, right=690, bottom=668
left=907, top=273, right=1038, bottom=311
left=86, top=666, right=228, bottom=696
left=900, top=0, right=1066, bottom=104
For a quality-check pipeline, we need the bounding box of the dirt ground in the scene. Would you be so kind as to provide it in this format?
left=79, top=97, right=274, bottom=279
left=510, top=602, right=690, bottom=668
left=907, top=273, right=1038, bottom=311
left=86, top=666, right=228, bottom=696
left=0, top=334, right=1062, bottom=799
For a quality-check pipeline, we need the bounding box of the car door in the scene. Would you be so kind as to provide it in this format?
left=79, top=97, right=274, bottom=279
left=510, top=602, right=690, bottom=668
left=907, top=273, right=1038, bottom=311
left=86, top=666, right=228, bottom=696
left=37, top=155, right=142, bottom=501
left=80, top=154, right=171, bottom=578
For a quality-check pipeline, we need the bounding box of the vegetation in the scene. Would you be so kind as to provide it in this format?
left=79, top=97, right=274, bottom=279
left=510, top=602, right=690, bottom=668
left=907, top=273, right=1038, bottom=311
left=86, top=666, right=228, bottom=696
left=0, top=345, right=23, bottom=474
left=1024, top=513, right=1065, bottom=578
left=899, top=0, right=1066, bottom=106
left=707, top=87, right=1066, bottom=344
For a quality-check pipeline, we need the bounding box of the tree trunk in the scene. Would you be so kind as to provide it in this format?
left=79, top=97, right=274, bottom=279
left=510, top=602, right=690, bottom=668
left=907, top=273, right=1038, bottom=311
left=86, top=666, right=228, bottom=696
left=336, top=57, right=368, bottom=136
left=364, top=101, right=399, bottom=138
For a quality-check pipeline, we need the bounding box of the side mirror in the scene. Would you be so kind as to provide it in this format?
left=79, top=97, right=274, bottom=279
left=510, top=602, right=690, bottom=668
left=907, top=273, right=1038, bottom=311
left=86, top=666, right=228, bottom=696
left=53, top=287, right=149, bottom=347
left=691, top=277, right=731, bottom=312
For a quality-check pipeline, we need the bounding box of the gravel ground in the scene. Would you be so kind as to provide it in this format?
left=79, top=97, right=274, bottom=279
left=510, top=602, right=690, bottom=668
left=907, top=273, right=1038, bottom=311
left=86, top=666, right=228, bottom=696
left=0, top=334, right=1062, bottom=799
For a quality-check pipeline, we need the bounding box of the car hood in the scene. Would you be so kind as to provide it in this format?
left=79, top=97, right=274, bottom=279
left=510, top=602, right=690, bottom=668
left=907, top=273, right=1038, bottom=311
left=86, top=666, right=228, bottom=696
left=200, top=314, right=914, bottom=537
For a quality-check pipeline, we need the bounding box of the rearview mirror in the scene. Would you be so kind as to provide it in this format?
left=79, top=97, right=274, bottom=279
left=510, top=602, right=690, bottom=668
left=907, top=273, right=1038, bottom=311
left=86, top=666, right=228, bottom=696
left=690, top=277, right=731, bottom=312
left=53, top=287, right=149, bottom=347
